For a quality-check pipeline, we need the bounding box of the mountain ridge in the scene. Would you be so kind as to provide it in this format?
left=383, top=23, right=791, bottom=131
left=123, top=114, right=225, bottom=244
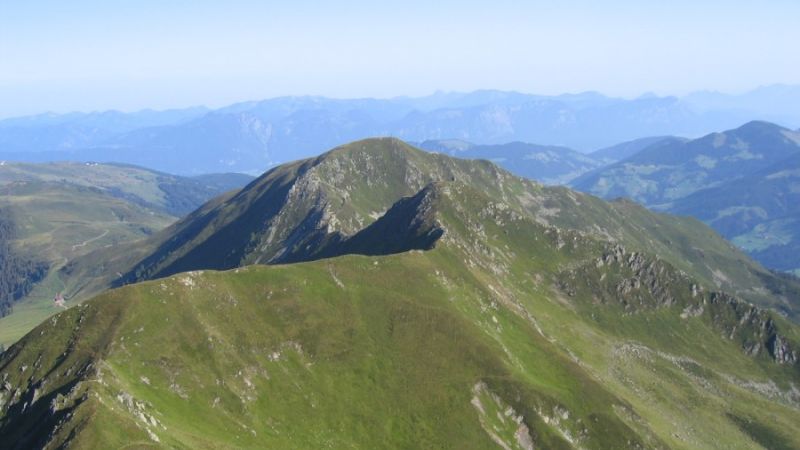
left=3, top=87, right=800, bottom=174
left=60, top=138, right=800, bottom=324
left=3, top=165, right=800, bottom=448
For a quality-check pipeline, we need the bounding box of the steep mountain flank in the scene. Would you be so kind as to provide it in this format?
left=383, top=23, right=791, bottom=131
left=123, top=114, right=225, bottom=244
left=64, top=138, right=520, bottom=290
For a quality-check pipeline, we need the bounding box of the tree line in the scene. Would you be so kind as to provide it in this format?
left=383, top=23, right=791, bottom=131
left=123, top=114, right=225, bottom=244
left=0, top=207, right=48, bottom=317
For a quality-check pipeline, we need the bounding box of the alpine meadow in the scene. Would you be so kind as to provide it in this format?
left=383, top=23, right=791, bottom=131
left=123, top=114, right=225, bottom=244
left=1, top=2, right=800, bottom=449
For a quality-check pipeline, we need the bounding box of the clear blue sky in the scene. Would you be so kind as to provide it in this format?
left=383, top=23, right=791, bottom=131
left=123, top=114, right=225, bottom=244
left=1, top=0, right=798, bottom=117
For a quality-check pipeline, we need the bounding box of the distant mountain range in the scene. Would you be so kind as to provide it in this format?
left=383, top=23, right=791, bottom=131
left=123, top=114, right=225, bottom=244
left=1, top=86, right=799, bottom=174
left=3, top=138, right=799, bottom=448
left=573, top=121, right=800, bottom=275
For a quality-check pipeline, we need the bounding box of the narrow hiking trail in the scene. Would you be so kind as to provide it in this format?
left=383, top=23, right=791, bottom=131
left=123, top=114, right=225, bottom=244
left=71, top=229, right=109, bottom=251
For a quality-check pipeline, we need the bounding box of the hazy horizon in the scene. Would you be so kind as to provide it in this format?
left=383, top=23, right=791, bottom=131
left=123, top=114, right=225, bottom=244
left=2, top=0, right=800, bottom=118
left=1, top=84, right=798, bottom=120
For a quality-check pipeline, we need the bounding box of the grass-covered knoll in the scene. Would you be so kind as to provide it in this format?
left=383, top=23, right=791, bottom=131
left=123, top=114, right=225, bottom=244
left=1, top=180, right=799, bottom=449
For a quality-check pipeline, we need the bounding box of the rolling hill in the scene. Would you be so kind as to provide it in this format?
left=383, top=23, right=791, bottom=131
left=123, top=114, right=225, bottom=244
left=573, top=121, right=800, bottom=207
left=1, top=138, right=800, bottom=448
left=0, top=162, right=254, bottom=217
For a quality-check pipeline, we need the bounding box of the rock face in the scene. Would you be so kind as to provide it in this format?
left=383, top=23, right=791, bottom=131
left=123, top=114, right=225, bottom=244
left=559, top=241, right=800, bottom=368
left=706, top=292, right=799, bottom=365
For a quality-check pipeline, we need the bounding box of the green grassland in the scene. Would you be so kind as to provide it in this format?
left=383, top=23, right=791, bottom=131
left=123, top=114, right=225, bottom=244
left=0, top=182, right=175, bottom=346
left=0, top=162, right=253, bottom=346
left=0, top=161, right=252, bottom=217
left=0, top=162, right=169, bottom=208
left=2, top=180, right=799, bottom=448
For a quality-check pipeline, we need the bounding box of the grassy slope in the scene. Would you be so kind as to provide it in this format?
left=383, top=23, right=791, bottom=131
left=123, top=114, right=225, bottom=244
left=0, top=162, right=253, bottom=346
left=3, top=252, right=798, bottom=449
left=2, top=183, right=799, bottom=449
left=0, top=161, right=254, bottom=217
left=0, top=183, right=175, bottom=347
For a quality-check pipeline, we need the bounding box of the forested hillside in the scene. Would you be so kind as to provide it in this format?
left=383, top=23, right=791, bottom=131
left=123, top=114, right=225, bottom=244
left=0, top=208, right=47, bottom=317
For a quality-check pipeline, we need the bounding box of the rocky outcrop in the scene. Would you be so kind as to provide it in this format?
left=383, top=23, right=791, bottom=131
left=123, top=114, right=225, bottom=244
left=558, top=243, right=800, bottom=368
left=559, top=243, right=688, bottom=311
left=707, top=292, right=799, bottom=365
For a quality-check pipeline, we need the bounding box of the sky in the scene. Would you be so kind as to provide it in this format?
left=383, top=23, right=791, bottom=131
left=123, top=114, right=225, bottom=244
left=1, top=0, right=799, bottom=117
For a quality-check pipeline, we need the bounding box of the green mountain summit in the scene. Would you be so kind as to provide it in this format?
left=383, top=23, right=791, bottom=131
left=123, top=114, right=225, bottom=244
left=2, top=138, right=800, bottom=449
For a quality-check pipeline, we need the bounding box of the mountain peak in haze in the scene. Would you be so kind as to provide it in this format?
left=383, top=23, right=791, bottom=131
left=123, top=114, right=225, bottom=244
left=573, top=120, right=800, bottom=274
